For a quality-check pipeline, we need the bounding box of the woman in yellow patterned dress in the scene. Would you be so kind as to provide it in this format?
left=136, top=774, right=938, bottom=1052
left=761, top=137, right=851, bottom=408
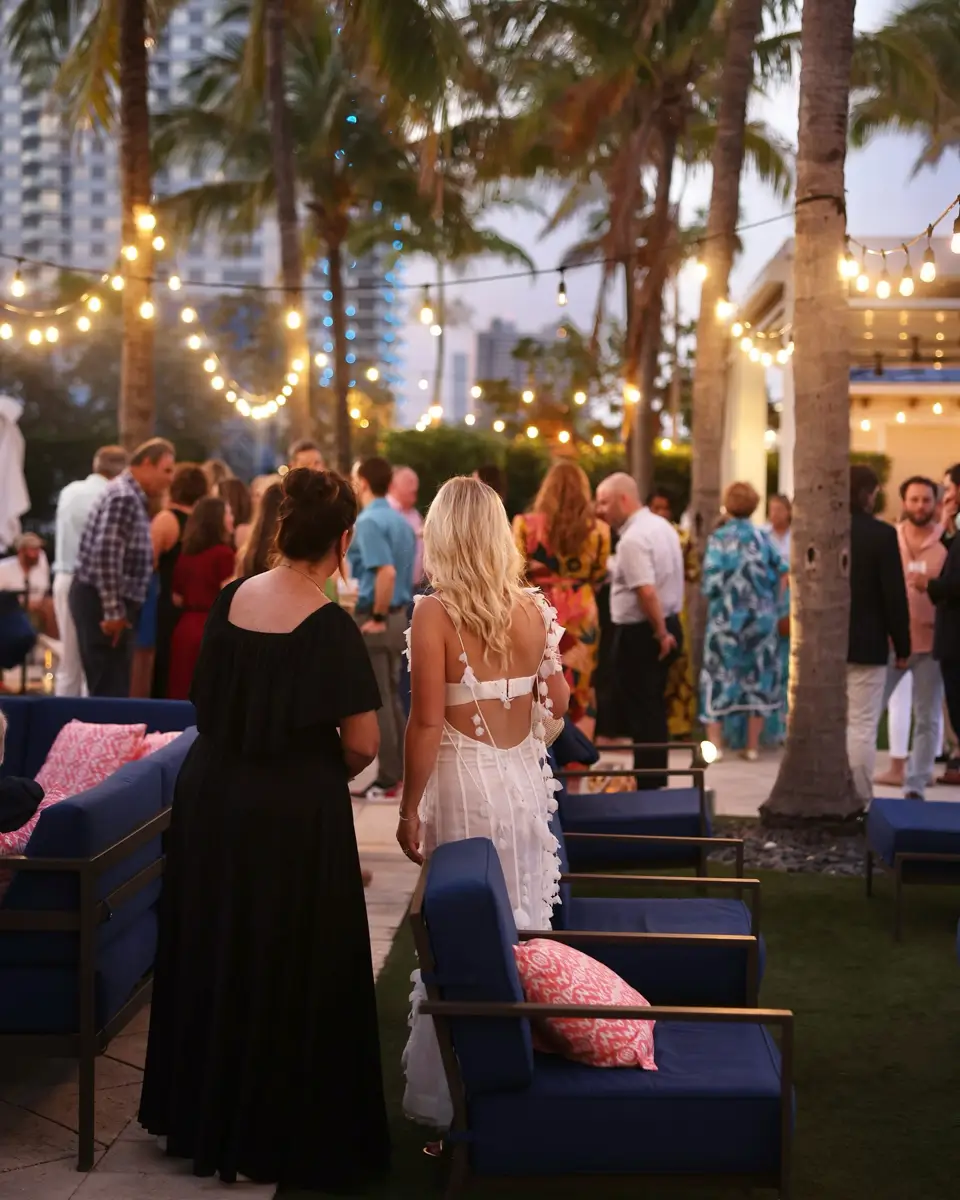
left=648, top=489, right=698, bottom=737
left=512, top=462, right=611, bottom=738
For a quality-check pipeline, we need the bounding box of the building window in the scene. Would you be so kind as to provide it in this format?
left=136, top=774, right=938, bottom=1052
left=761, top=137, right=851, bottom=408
left=91, top=191, right=105, bottom=206
left=91, top=216, right=105, bottom=231
left=91, top=164, right=105, bottom=179
left=91, top=241, right=106, bottom=257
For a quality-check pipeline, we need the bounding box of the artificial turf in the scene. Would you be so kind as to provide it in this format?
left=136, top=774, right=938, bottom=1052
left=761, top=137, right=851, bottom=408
left=290, top=869, right=960, bottom=1199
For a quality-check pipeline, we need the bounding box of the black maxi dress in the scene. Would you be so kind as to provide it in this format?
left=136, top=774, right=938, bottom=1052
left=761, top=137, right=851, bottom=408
left=139, top=580, right=391, bottom=1190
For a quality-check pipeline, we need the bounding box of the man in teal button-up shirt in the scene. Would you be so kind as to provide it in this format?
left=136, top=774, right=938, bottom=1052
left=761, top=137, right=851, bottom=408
left=348, top=458, right=416, bottom=792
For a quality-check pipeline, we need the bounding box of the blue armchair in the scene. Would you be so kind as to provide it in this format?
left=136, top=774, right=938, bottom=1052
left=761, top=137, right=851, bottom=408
left=412, top=837, right=794, bottom=1196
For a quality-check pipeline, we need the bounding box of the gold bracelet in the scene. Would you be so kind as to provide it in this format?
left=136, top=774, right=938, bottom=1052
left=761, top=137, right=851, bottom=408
left=398, top=811, right=414, bottom=822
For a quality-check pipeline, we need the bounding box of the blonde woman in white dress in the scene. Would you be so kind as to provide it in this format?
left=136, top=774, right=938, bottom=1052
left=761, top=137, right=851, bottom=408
left=397, top=476, right=569, bottom=1130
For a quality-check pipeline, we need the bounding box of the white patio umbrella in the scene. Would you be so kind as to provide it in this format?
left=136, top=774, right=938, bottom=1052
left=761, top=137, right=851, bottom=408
left=0, top=394, right=30, bottom=554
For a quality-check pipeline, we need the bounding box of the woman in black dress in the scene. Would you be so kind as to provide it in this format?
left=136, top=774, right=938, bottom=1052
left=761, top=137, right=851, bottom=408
left=139, top=467, right=390, bottom=1191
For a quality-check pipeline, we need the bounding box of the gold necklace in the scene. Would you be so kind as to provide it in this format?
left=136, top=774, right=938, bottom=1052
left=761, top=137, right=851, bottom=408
left=281, top=561, right=326, bottom=594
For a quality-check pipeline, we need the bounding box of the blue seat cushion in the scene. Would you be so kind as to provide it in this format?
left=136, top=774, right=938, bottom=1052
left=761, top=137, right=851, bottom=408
left=561, top=897, right=763, bottom=1007
left=549, top=723, right=600, bottom=769
left=0, top=696, right=33, bottom=778
left=424, top=838, right=533, bottom=1095
left=145, top=727, right=197, bottom=804
left=21, top=697, right=195, bottom=779
left=867, top=798, right=960, bottom=867
left=0, top=758, right=164, bottom=967
left=560, top=788, right=708, bottom=870
left=0, top=908, right=157, bottom=1033
left=469, top=1021, right=785, bottom=1177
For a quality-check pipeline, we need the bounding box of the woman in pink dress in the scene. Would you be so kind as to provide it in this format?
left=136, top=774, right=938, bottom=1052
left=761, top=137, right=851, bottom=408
left=167, top=497, right=236, bottom=699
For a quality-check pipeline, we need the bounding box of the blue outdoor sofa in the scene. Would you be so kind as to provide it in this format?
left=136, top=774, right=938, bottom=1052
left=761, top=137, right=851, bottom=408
left=0, top=695, right=196, bottom=1169
left=411, top=837, right=794, bottom=1196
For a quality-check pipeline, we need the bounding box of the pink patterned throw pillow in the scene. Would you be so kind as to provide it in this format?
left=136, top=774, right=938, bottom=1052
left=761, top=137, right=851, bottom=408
left=135, top=730, right=183, bottom=759
left=513, top=939, right=657, bottom=1070
left=35, top=721, right=147, bottom=798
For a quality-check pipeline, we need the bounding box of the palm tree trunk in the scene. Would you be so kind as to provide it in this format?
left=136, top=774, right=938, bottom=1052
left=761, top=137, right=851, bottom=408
left=328, top=238, right=352, bottom=472
left=118, top=0, right=154, bottom=451
left=431, top=260, right=446, bottom=412
left=266, top=0, right=309, bottom=439
left=689, top=0, right=765, bottom=677
left=762, top=0, right=858, bottom=820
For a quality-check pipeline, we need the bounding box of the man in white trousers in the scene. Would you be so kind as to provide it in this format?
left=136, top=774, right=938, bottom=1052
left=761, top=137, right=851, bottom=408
left=52, top=446, right=128, bottom=695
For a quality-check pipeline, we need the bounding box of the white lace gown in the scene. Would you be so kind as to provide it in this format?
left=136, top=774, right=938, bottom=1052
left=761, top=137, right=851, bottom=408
left=401, top=589, right=565, bottom=1128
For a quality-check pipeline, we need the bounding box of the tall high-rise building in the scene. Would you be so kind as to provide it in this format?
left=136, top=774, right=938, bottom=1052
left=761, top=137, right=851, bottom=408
left=0, top=1, right=403, bottom=395
left=451, top=351, right=469, bottom=422
left=476, top=318, right=527, bottom=388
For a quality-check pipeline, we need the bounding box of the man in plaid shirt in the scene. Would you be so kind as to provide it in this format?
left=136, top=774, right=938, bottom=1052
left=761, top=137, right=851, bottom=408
left=70, top=438, right=175, bottom=696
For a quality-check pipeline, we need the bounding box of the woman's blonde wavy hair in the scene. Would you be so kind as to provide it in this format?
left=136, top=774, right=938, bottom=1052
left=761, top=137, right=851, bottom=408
left=424, top=476, right=526, bottom=669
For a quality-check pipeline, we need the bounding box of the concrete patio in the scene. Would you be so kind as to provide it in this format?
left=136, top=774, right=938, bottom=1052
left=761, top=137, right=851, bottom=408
left=0, top=746, right=956, bottom=1198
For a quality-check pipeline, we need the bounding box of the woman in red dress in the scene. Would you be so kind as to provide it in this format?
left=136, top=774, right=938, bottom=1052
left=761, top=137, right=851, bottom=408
left=167, top=497, right=236, bottom=699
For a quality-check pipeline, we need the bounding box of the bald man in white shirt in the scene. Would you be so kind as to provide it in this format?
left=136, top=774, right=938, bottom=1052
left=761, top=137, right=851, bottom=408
left=595, top=473, right=685, bottom=788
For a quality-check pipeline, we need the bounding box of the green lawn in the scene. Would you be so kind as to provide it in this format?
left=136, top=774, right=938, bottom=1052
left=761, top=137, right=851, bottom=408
left=289, top=870, right=960, bottom=1199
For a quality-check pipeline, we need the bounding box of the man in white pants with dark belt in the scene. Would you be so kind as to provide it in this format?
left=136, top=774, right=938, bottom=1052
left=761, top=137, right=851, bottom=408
left=52, top=445, right=128, bottom=695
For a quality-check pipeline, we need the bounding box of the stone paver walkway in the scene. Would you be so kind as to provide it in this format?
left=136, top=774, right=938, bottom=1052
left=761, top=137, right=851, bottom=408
left=1, top=746, right=956, bottom=1197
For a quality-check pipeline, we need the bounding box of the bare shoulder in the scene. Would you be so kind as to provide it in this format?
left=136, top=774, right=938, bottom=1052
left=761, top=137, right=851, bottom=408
left=411, top=593, right=447, bottom=631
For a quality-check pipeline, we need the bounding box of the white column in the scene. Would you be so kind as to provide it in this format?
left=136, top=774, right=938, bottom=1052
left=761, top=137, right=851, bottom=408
left=722, top=352, right=769, bottom=520
left=778, top=362, right=795, bottom=498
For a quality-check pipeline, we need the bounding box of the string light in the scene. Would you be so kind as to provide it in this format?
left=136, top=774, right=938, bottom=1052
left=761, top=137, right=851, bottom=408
left=715, top=299, right=736, bottom=321
left=921, top=228, right=937, bottom=283
left=465, top=413, right=476, bottom=426
left=470, top=384, right=483, bottom=399
left=315, top=352, right=329, bottom=368
left=838, top=242, right=859, bottom=280
left=139, top=299, right=155, bottom=320
left=557, top=270, right=568, bottom=307
left=181, top=306, right=197, bottom=323
left=226, top=390, right=236, bottom=403
left=660, top=437, right=673, bottom=451
left=122, top=245, right=138, bottom=262
left=419, top=288, right=434, bottom=325
left=574, top=390, right=587, bottom=405
left=77, top=315, right=91, bottom=332
left=203, top=357, right=216, bottom=373
left=522, top=389, right=534, bottom=404
left=933, top=401, right=944, bottom=415
left=134, top=208, right=157, bottom=233
left=952, top=200, right=960, bottom=253
left=558, top=430, right=571, bottom=444
left=694, top=257, right=708, bottom=281
left=731, top=321, right=744, bottom=338
left=27, top=328, right=42, bottom=345
left=10, top=265, right=25, bottom=298
left=860, top=418, right=871, bottom=432
left=429, top=404, right=443, bottom=420
left=286, top=372, right=299, bottom=386
left=526, top=425, right=539, bottom=439
left=152, top=236, right=165, bottom=252
left=87, top=296, right=102, bottom=313
left=285, top=309, right=302, bottom=330
left=282, top=384, right=293, bottom=397
left=624, top=384, right=640, bottom=405
left=187, top=334, right=202, bottom=350
left=855, top=257, right=870, bottom=293
left=44, top=326, right=58, bottom=343
left=493, top=419, right=506, bottom=432
left=350, top=407, right=361, bottom=420
left=168, top=274, right=182, bottom=291
left=430, top=323, right=442, bottom=338
left=291, top=357, right=305, bottom=372
left=876, top=253, right=892, bottom=300
left=898, top=246, right=914, bottom=297
left=592, top=433, right=604, bottom=447
left=896, top=410, right=906, bottom=424
left=418, top=377, right=429, bottom=391
left=0, top=323, right=11, bottom=339
left=366, top=366, right=379, bottom=381
left=211, top=375, right=224, bottom=390
left=110, top=275, right=124, bottom=291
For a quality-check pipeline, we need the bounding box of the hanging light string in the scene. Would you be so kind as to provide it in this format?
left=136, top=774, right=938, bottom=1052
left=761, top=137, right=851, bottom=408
left=1, top=192, right=956, bottom=303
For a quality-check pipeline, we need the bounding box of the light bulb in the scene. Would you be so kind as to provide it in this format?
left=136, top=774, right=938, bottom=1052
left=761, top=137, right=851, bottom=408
left=359, top=418, right=370, bottom=429
left=761, top=352, right=773, bottom=367
left=366, top=366, right=379, bottom=381
left=740, top=336, right=753, bottom=352
left=429, top=404, right=443, bottom=420
left=28, top=328, right=42, bottom=345
left=776, top=348, right=789, bottom=365
left=899, top=264, right=914, bottom=297
left=749, top=347, right=761, bottom=362
left=291, top=357, right=305, bottom=372
left=0, top=323, right=11, bottom=340
left=574, top=390, right=587, bottom=405
left=951, top=213, right=960, bottom=254
left=558, top=430, right=571, bottom=444
left=493, top=419, right=506, bottom=433
left=285, top=309, right=302, bottom=330
left=211, top=376, right=224, bottom=390
left=526, top=425, right=539, bottom=439
left=465, top=413, right=476, bottom=426
left=350, top=407, right=361, bottom=420
left=122, top=245, right=138, bottom=261
left=624, top=384, right=640, bottom=404
left=896, top=410, right=906, bottom=424
left=313, top=352, right=328, bottom=369
left=267, top=400, right=279, bottom=415
left=187, top=334, right=202, bottom=350
left=855, top=266, right=870, bottom=293
left=236, top=399, right=251, bottom=417
left=226, top=390, right=236, bottom=402
left=592, top=433, right=604, bottom=447
left=920, top=246, right=937, bottom=283
left=694, top=258, right=708, bottom=281
left=430, top=323, right=442, bottom=337
left=419, top=288, right=434, bottom=325
left=203, top=357, right=216, bottom=373
left=876, top=273, right=891, bottom=300
left=418, top=378, right=429, bottom=392
left=934, top=401, right=944, bottom=415
left=181, top=306, right=197, bottom=323
left=731, top=322, right=744, bottom=338
left=87, top=296, right=102, bottom=313
left=45, top=326, right=58, bottom=343
left=557, top=273, right=568, bottom=307
left=276, top=395, right=286, bottom=406
left=110, top=275, right=125, bottom=291
left=282, top=385, right=293, bottom=397
left=860, top=418, right=871, bottom=432
left=660, top=437, right=673, bottom=451
left=139, top=299, right=155, bottom=319
left=286, top=372, right=299, bottom=386
left=135, top=208, right=157, bottom=233
left=168, top=274, right=182, bottom=291
left=152, top=236, right=165, bottom=252
left=77, top=315, right=91, bottom=332
left=522, top=389, right=534, bottom=404
left=10, top=269, right=25, bottom=298
left=471, top=385, right=483, bottom=400
left=715, top=299, right=735, bottom=322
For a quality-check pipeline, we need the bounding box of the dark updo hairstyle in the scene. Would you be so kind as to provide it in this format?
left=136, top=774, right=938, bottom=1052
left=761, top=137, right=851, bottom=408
left=275, top=467, right=358, bottom=564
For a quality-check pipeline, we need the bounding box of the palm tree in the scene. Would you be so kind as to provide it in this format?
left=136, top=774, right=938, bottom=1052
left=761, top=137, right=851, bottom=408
left=688, top=0, right=767, bottom=674
left=7, top=0, right=168, bottom=449
left=761, top=0, right=859, bottom=820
